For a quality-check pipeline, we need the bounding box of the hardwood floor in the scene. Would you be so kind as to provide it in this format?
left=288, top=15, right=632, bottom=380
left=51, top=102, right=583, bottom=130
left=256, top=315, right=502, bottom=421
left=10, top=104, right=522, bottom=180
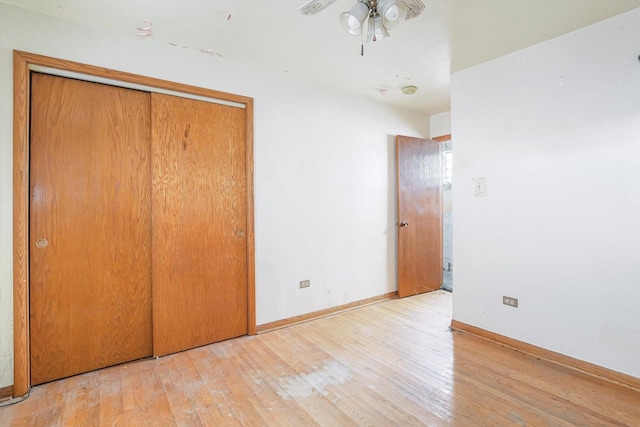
left=2, top=291, right=639, bottom=426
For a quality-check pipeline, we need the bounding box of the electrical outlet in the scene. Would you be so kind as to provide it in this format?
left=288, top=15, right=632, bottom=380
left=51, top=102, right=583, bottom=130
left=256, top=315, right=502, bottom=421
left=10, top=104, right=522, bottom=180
left=299, top=280, right=310, bottom=289
left=503, top=296, right=518, bottom=308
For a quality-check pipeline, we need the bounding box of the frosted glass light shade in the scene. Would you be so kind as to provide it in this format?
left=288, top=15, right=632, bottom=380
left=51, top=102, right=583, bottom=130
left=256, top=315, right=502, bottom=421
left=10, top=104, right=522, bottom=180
left=377, top=0, right=408, bottom=29
left=365, top=14, right=390, bottom=42
left=339, top=2, right=369, bottom=35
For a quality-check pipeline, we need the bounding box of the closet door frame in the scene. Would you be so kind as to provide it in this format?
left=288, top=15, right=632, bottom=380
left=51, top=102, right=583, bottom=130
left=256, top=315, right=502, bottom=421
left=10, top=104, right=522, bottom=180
left=12, top=50, right=256, bottom=397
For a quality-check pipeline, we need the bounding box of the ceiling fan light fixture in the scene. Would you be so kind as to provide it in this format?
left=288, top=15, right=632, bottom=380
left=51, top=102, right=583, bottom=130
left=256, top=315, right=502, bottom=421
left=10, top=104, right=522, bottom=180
left=339, top=1, right=369, bottom=35
left=366, top=13, right=390, bottom=42
left=377, top=0, right=408, bottom=29
left=301, top=0, right=425, bottom=46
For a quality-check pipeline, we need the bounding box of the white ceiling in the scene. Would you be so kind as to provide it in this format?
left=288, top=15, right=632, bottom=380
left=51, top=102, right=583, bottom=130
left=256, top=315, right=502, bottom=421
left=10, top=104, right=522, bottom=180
left=4, top=0, right=640, bottom=115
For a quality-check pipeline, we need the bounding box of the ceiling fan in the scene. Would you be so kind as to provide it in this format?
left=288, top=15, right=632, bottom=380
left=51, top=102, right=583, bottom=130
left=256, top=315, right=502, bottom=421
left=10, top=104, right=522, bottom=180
left=299, top=0, right=425, bottom=42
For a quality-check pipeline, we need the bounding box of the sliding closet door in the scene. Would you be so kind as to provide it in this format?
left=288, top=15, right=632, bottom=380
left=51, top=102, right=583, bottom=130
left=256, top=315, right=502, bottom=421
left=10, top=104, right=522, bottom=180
left=151, top=93, right=248, bottom=356
left=29, top=74, right=153, bottom=385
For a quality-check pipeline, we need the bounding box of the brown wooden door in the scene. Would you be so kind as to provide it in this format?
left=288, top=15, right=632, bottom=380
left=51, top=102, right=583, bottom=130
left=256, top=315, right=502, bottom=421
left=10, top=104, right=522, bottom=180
left=151, top=93, right=248, bottom=356
left=29, top=74, right=153, bottom=385
left=396, top=135, right=442, bottom=298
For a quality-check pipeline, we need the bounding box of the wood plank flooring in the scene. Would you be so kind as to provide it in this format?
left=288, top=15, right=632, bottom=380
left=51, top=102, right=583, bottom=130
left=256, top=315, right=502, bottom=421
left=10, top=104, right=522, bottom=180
left=2, top=291, right=639, bottom=426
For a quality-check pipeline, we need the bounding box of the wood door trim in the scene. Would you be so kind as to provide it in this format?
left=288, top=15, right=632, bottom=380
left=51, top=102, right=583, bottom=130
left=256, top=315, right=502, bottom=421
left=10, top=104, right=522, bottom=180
left=13, top=51, right=30, bottom=398
left=432, top=134, right=451, bottom=142
left=244, top=102, right=256, bottom=335
left=12, top=50, right=256, bottom=396
left=17, top=51, right=252, bottom=105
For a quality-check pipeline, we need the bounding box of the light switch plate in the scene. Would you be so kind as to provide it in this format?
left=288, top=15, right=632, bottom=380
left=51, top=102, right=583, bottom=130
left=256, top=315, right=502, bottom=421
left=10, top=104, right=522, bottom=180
left=472, top=177, right=488, bottom=197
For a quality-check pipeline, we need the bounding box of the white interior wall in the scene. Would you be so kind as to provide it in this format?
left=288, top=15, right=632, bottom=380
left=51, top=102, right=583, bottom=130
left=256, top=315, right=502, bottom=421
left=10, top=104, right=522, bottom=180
left=0, top=3, right=429, bottom=388
left=452, top=8, right=640, bottom=378
left=430, top=111, right=451, bottom=139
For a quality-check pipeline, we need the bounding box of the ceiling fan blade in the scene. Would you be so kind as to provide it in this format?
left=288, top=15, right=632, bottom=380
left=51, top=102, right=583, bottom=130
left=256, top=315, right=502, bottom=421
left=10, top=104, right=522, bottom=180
left=299, top=0, right=339, bottom=15
left=404, top=0, right=426, bottom=20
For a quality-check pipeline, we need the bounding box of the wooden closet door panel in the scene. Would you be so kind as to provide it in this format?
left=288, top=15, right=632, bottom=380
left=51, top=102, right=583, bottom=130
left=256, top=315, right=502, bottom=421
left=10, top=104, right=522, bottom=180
left=29, top=74, right=153, bottom=385
left=151, top=93, right=248, bottom=356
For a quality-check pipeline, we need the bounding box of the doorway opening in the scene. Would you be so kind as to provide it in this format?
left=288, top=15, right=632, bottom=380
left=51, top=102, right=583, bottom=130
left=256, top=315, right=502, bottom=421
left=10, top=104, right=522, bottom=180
left=441, top=140, right=453, bottom=292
